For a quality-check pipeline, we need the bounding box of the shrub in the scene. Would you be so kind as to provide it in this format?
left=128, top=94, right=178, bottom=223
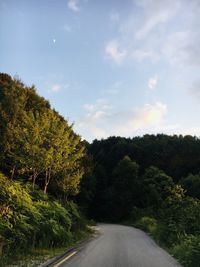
left=0, top=172, right=86, bottom=256
left=134, top=216, right=157, bottom=234
left=65, top=201, right=87, bottom=233
left=171, top=235, right=200, bottom=267
left=35, top=200, right=72, bottom=247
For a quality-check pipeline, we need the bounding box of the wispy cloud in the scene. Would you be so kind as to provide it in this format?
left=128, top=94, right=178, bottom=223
left=162, top=31, right=200, bottom=66
left=105, top=0, right=200, bottom=67
left=105, top=40, right=126, bottom=64
left=68, top=0, right=80, bottom=12
left=83, top=104, right=95, bottom=112
left=49, top=82, right=69, bottom=93
left=133, top=0, right=180, bottom=40
left=78, top=109, right=107, bottom=140
left=148, top=75, right=158, bottom=90
left=51, top=84, right=61, bottom=92
left=83, top=98, right=111, bottom=113
left=76, top=101, right=169, bottom=141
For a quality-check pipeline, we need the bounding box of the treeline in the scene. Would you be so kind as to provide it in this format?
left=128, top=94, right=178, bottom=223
left=78, top=136, right=200, bottom=267
left=0, top=73, right=89, bottom=261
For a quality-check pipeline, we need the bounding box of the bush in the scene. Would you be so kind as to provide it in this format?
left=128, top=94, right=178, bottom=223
left=35, top=200, right=72, bottom=247
left=171, top=235, right=200, bottom=267
left=64, top=201, right=88, bottom=242
left=134, top=216, right=157, bottom=234
left=129, top=207, right=145, bottom=222
left=0, top=173, right=39, bottom=251
left=0, top=172, right=87, bottom=257
left=157, top=194, right=200, bottom=246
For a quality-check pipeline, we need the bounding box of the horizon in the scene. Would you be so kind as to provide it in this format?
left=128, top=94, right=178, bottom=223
left=1, top=0, right=200, bottom=142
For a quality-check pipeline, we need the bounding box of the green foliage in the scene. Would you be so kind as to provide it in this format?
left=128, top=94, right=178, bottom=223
left=134, top=216, right=157, bottom=234
left=0, top=73, right=89, bottom=263
left=180, top=173, right=200, bottom=199
left=76, top=154, right=96, bottom=215
left=0, top=73, right=86, bottom=196
left=0, top=173, right=39, bottom=250
left=129, top=206, right=144, bottom=222
left=0, top=172, right=86, bottom=256
left=0, top=73, right=50, bottom=174
left=111, top=156, right=140, bottom=220
left=141, top=166, right=175, bottom=210
left=158, top=195, right=200, bottom=246
left=171, top=235, right=200, bottom=267
left=64, top=201, right=86, bottom=233
left=35, top=200, right=72, bottom=247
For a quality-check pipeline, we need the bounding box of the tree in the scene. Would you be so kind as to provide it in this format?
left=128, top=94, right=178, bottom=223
left=159, top=185, right=200, bottom=245
left=8, top=111, right=47, bottom=187
left=180, top=173, right=200, bottom=199
left=26, top=109, right=85, bottom=195
left=0, top=73, right=86, bottom=197
left=76, top=154, right=96, bottom=215
left=0, top=73, right=50, bottom=177
left=141, top=166, right=175, bottom=209
left=111, top=156, right=140, bottom=220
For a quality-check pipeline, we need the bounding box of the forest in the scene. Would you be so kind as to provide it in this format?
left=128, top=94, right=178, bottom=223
left=0, top=73, right=200, bottom=267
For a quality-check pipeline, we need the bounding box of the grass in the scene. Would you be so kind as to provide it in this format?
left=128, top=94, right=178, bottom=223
left=0, top=228, right=94, bottom=267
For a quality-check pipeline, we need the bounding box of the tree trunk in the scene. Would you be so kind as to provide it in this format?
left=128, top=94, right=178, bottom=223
left=11, top=165, right=16, bottom=179
left=44, top=183, right=48, bottom=194
left=44, top=169, right=51, bottom=193
left=32, top=172, right=38, bottom=189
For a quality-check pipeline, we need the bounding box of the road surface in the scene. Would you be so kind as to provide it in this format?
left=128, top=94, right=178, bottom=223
left=57, top=224, right=181, bottom=267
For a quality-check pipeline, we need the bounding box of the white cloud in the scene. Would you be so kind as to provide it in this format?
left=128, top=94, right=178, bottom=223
left=51, top=84, right=61, bottom=92
left=105, top=0, right=200, bottom=66
left=77, top=110, right=107, bottom=140
left=76, top=101, right=168, bottom=141
left=162, top=31, right=200, bottom=66
left=134, top=0, right=180, bottom=40
left=131, top=49, right=159, bottom=62
left=105, top=40, right=126, bottom=64
left=83, top=104, right=95, bottom=112
left=83, top=98, right=111, bottom=113
left=116, top=102, right=167, bottom=136
left=148, top=75, right=158, bottom=90
left=68, top=0, right=79, bottom=12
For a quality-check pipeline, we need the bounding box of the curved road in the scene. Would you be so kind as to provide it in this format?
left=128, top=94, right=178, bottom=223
left=59, top=224, right=181, bottom=267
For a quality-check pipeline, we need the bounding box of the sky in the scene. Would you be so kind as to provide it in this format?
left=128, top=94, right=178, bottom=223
left=1, top=0, right=200, bottom=142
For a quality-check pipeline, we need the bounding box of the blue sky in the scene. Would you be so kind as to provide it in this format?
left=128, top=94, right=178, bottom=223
left=1, top=0, right=200, bottom=142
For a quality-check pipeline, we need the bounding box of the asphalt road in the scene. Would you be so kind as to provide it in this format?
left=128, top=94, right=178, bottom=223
left=60, top=224, right=182, bottom=267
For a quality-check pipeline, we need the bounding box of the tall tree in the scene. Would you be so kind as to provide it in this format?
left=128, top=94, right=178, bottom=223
left=141, top=166, right=175, bottom=209
left=111, top=156, right=140, bottom=220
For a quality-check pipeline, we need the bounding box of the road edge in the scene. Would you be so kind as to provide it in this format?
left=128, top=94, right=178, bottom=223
left=39, top=228, right=100, bottom=267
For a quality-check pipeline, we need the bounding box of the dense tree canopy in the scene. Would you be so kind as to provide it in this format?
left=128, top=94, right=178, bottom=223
left=0, top=73, right=86, bottom=197
left=78, top=134, right=200, bottom=221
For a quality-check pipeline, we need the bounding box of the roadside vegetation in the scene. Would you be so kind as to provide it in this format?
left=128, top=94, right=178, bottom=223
left=78, top=137, right=200, bottom=267
left=0, top=73, right=91, bottom=266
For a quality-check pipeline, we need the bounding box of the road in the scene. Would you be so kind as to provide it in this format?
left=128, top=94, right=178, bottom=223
left=57, top=224, right=181, bottom=267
